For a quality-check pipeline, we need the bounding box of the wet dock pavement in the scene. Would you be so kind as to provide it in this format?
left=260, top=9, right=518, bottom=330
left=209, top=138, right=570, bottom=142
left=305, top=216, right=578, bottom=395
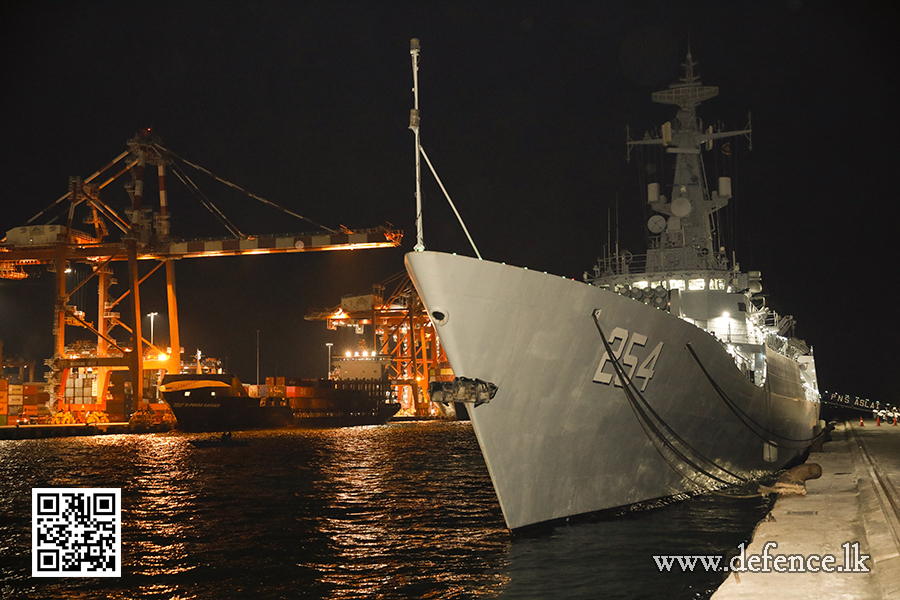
left=712, top=421, right=900, bottom=599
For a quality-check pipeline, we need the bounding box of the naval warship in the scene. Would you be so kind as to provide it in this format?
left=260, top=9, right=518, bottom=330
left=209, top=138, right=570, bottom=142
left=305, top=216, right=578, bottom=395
left=404, top=43, right=821, bottom=530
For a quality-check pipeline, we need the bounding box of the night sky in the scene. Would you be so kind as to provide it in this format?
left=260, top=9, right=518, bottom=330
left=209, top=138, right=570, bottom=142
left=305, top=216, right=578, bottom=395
left=1, top=1, right=896, bottom=403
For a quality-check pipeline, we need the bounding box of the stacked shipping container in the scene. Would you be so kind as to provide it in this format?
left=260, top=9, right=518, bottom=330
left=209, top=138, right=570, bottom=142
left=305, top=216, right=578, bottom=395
left=0, top=379, right=7, bottom=426
left=59, top=369, right=108, bottom=421
left=256, top=376, right=391, bottom=413
left=0, top=380, right=49, bottom=424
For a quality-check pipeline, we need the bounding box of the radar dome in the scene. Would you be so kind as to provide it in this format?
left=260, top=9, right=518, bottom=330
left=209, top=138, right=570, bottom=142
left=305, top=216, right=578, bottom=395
left=671, top=197, right=692, bottom=217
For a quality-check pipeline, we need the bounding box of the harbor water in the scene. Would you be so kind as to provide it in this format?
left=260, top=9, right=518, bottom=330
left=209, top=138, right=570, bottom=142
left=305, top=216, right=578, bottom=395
left=0, top=421, right=772, bottom=599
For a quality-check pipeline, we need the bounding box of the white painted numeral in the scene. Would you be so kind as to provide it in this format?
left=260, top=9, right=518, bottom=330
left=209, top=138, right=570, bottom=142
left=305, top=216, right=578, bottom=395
left=616, top=332, right=647, bottom=387
left=593, top=328, right=663, bottom=391
left=636, top=341, right=664, bottom=391
left=593, top=327, right=628, bottom=385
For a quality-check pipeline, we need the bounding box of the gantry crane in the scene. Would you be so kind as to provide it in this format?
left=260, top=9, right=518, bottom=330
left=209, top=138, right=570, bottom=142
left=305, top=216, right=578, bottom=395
left=305, top=272, right=452, bottom=417
left=0, top=130, right=401, bottom=420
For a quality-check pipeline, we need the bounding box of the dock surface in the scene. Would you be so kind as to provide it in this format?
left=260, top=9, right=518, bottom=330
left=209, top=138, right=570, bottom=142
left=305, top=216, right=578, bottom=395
left=712, top=421, right=900, bottom=599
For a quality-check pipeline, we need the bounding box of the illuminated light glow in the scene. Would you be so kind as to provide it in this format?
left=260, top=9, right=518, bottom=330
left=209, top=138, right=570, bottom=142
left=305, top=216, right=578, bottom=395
left=722, top=312, right=730, bottom=318
left=345, top=351, right=352, bottom=357
left=158, top=353, right=169, bottom=361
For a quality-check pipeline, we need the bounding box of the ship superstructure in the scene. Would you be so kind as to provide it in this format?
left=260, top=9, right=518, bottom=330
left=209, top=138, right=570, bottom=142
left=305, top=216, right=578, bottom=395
left=586, top=50, right=819, bottom=404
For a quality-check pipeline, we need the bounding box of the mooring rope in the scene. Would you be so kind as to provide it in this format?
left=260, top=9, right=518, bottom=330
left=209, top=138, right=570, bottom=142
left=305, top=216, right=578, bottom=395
left=684, top=342, right=823, bottom=448
left=591, top=311, right=749, bottom=490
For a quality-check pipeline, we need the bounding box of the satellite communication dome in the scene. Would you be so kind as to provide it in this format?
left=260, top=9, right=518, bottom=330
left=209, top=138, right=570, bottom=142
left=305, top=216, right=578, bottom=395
left=671, top=197, right=692, bottom=217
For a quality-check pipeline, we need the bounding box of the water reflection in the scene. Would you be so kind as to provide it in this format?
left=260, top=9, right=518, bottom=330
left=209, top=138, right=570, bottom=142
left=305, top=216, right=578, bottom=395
left=0, top=422, right=767, bottom=599
left=306, top=423, right=511, bottom=598
left=127, top=436, right=195, bottom=579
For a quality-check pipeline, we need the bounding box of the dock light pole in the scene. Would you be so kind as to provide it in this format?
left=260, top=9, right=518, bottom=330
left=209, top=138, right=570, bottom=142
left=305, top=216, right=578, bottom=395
left=326, top=343, right=333, bottom=380
left=147, top=312, right=158, bottom=345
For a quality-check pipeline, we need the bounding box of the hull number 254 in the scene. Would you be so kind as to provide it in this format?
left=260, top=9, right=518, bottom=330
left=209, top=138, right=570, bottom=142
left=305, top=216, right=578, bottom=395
left=592, top=324, right=664, bottom=392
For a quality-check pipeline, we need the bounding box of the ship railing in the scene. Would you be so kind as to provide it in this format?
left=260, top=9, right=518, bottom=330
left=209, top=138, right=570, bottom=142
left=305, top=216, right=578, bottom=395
left=591, top=252, right=727, bottom=280
left=592, top=253, right=649, bottom=278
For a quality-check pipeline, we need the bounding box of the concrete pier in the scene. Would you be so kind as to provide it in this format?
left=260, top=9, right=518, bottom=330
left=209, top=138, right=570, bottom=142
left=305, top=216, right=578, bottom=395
left=713, top=421, right=900, bottom=599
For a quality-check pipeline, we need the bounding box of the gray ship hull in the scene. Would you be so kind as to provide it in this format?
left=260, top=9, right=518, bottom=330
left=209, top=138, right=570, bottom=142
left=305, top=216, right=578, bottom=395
left=406, top=251, right=819, bottom=530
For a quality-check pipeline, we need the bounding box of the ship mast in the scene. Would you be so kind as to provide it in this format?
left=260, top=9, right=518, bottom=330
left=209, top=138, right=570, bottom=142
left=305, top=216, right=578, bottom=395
left=627, top=50, right=751, bottom=274
left=409, top=38, right=424, bottom=252
left=407, top=38, right=482, bottom=259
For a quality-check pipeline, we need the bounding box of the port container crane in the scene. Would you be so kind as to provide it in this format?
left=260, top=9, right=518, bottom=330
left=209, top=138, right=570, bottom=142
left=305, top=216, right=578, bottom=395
left=305, top=272, right=449, bottom=417
left=0, top=130, right=401, bottom=420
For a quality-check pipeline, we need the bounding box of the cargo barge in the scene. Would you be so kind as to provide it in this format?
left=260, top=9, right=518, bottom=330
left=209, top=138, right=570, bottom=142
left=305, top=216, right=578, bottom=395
left=0, top=422, right=131, bottom=441
left=160, top=373, right=401, bottom=432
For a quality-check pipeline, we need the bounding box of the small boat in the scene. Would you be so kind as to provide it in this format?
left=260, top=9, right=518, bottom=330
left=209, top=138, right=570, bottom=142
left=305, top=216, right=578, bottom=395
left=188, top=436, right=249, bottom=448
left=160, top=373, right=400, bottom=432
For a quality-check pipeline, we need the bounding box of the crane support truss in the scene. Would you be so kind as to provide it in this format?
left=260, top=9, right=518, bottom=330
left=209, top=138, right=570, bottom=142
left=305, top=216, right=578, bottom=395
left=306, top=274, right=450, bottom=417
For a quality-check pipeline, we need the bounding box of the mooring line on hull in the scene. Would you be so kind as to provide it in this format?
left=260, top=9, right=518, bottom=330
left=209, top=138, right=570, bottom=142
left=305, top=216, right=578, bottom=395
left=591, top=311, right=749, bottom=490
left=684, top=342, right=823, bottom=449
